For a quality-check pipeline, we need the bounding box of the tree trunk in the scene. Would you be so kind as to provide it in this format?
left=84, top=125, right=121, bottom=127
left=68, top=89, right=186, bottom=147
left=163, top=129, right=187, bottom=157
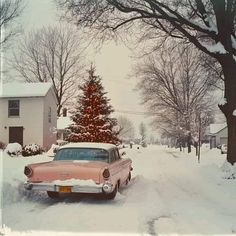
left=187, top=132, right=191, bottom=153
left=194, top=142, right=198, bottom=156
left=179, top=144, right=182, bottom=152
left=219, top=56, right=236, bottom=165
left=225, top=117, right=236, bottom=165
left=57, top=104, right=62, bottom=117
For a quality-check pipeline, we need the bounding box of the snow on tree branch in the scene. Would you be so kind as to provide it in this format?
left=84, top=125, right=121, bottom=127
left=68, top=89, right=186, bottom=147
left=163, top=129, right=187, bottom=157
left=200, top=41, right=228, bottom=54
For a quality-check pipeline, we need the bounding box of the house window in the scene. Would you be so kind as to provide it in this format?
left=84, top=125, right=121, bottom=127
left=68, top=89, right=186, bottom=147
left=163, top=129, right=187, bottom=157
left=8, top=100, right=20, bottom=117
left=48, top=107, right=52, bottom=123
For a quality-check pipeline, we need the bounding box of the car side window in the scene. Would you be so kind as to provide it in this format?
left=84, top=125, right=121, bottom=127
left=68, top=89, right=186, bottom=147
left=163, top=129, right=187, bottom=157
left=110, top=150, right=116, bottom=163
left=115, top=149, right=121, bottom=161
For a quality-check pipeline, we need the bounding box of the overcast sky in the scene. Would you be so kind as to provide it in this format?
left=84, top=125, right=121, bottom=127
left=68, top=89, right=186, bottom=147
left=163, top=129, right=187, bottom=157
left=6, top=0, right=156, bottom=138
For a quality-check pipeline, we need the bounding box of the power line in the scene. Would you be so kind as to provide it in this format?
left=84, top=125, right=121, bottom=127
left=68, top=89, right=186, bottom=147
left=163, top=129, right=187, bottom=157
left=104, top=78, right=136, bottom=86
left=115, top=109, right=158, bottom=116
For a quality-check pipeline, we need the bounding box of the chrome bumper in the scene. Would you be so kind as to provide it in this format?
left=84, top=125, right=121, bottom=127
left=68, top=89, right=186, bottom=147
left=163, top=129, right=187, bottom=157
left=24, top=181, right=113, bottom=194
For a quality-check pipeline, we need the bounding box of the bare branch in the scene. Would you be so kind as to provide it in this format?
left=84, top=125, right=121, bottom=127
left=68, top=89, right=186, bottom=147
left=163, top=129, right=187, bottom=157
left=0, top=0, right=24, bottom=46
left=11, top=25, right=85, bottom=116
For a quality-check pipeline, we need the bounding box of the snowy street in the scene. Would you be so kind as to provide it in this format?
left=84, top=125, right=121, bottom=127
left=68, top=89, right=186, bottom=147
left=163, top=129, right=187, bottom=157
left=1, top=145, right=236, bottom=235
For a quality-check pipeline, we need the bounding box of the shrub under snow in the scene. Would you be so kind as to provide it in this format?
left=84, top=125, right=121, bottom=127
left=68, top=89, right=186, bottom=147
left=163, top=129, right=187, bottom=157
left=0, top=141, right=6, bottom=150
left=221, top=161, right=236, bottom=179
left=5, top=143, right=22, bottom=156
left=22, top=143, right=42, bottom=157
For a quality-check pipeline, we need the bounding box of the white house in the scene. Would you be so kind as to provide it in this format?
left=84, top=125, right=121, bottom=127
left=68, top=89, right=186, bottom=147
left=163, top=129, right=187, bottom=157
left=208, top=123, right=227, bottom=148
left=0, top=82, right=57, bottom=150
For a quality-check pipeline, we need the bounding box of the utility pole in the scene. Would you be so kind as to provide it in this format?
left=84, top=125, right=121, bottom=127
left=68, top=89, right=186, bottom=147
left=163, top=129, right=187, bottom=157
left=198, top=114, right=201, bottom=163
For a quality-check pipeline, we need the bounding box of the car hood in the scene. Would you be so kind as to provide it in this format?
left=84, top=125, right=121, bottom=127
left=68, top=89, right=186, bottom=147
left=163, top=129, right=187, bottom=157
left=27, top=160, right=108, bottom=183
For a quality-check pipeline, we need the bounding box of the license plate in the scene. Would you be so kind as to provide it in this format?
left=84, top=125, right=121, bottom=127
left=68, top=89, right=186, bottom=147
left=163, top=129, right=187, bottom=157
left=59, top=186, right=71, bottom=193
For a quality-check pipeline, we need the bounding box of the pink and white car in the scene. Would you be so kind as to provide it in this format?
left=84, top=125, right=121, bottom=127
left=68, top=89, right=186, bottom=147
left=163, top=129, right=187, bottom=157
left=24, top=142, right=133, bottom=199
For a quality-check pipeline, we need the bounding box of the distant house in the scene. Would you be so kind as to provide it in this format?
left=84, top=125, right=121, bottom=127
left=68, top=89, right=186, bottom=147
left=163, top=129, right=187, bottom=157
left=57, top=108, right=73, bottom=141
left=0, top=82, right=57, bottom=150
left=208, top=123, right=227, bottom=148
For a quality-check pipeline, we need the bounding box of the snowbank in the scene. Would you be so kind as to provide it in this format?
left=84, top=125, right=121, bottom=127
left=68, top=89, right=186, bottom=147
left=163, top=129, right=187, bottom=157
left=1, top=151, right=51, bottom=206
left=221, top=161, right=236, bottom=179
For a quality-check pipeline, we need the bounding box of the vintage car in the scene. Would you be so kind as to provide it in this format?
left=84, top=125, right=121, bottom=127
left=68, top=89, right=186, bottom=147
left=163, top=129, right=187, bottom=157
left=24, top=142, right=133, bottom=199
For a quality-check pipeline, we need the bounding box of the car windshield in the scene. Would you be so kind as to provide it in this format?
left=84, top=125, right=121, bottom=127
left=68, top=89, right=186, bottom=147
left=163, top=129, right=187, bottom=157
left=54, top=148, right=109, bottom=162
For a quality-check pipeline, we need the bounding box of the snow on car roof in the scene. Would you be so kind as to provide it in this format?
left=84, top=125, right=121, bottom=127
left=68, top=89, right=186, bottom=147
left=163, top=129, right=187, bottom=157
left=59, top=142, right=116, bottom=150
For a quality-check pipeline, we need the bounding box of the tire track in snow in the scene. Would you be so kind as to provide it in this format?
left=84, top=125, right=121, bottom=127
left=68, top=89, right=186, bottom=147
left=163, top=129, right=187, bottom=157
left=147, top=216, right=170, bottom=236
left=123, top=175, right=173, bottom=235
left=126, top=147, right=179, bottom=235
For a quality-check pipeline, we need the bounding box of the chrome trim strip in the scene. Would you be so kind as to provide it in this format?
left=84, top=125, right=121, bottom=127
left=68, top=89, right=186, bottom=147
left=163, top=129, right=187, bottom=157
left=24, top=181, right=112, bottom=194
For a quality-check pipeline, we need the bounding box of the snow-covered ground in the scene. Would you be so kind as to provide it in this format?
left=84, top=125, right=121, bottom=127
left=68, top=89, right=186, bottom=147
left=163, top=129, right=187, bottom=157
left=1, top=145, right=236, bottom=235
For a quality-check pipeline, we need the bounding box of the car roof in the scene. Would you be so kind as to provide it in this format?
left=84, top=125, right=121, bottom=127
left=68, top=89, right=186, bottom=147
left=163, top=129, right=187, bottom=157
left=59, top=142, right=116, bottom=151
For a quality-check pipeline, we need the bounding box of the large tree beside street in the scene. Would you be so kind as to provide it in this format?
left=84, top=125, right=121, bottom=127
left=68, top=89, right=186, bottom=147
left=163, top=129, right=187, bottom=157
left=136, top=45, right=216, bottom=152
left=66, top=66, right=119, bottom=144
left=58, top=0, right=236, bottom=165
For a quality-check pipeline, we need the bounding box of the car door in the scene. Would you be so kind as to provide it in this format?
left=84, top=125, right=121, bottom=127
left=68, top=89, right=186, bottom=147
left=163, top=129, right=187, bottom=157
left=109, top=148, right=130, bottom=185
left=114, top=148, right=131, bottom=184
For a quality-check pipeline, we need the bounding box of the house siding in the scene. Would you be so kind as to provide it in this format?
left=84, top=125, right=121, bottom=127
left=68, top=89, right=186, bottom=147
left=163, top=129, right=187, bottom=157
left=0, top=97, right=44, bottom=146
left=43, top=89, right=57, bottom=150
left=209, top=127, right=228, bottom=148
left=216, top=127, right=228, bottom=145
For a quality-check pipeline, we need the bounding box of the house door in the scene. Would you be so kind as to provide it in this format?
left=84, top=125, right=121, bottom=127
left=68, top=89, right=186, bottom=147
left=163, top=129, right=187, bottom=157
left=9, top=127, right=23, bottom=146
left=210, top=136, right=216, bottom=149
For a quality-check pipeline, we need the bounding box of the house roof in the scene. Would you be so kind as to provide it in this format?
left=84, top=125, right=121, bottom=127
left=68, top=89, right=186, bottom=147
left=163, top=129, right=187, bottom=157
left=209, top=123, right=227, bottom=134
left=0, top=82, right=53, bottom=98
left=57, top=116, right=73, bottom=130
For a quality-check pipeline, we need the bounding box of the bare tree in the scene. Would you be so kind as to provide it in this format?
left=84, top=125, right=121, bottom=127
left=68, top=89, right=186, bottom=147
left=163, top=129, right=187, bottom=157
left=57, top=0, right=236, bottom=165
left=0, top=0, right=23, bottom=47
left=117, top=115, right=135, bottom=141
left=139, top=122, right=147, bottom=147
left=136, top=45, right=215, bottom=152
left=12, top=25, right=85, bottom=115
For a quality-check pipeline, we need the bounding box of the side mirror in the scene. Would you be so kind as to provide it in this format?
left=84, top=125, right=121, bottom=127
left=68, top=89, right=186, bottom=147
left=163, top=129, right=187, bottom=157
left=121, top=151, right=126, bottom=156
left=53, top=148, right=58, bottom=154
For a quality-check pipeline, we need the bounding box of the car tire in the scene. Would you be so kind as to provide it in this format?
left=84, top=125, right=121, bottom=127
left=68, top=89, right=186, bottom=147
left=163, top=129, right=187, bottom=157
left=47, top=191, right=59, bottom=199
left=105, top=184, right=118, bottom=200
left=126, top=172, right=131, bottom=185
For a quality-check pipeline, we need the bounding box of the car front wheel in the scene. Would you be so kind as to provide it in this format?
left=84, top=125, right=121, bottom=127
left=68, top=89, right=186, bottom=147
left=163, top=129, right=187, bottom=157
left=105, top=184, right=118, bottom=200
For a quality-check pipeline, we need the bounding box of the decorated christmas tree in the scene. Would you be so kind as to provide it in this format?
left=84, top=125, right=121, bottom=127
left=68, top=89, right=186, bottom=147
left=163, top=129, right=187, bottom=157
left=66, top=66, right=120, bottom=144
